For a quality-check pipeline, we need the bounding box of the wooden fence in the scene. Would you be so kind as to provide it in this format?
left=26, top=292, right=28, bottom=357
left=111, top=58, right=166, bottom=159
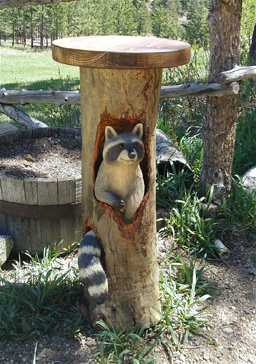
left=0, top=65, right=255, bottom=129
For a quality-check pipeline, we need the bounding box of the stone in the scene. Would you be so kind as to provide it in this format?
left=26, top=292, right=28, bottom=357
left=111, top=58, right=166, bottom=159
left=242, top=166, right=256, bottom=189
left=222, top=327, right=234, bottom=335
left=247, top=267, right=256, bottom=275
left=214, top=239, right=230, bottom=259
left=0, top=235, right=13, bottom=267
left=0, top=123, right=18, bottom=135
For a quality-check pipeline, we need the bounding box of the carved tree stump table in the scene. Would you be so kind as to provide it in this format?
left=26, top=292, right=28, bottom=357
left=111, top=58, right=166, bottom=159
left=52, top=36, right=190, bottom=329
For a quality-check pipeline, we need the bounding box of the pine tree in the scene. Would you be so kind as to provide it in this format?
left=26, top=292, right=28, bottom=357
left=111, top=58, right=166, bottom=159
left=184, top=0, right=209, bottom=49
left=133, top=0, right=152, bottom=35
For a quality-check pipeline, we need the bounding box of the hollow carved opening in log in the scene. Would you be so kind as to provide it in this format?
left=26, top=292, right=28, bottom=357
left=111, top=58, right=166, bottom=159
left=92, top=110, right=150, bottom=225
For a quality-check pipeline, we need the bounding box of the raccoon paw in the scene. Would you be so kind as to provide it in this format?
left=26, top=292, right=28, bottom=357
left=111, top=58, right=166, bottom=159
left=111, top=199, right=125, bottom=210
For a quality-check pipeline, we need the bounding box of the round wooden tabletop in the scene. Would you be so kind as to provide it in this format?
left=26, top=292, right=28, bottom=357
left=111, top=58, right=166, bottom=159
left=52, top=35, right=191, bottom=69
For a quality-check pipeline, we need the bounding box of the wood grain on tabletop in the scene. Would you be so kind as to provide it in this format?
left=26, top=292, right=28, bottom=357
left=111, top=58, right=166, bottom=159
left=52, top=35, right=191, bottom=69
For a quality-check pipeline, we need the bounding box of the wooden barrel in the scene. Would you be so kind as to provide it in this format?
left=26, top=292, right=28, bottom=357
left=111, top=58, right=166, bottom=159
left=0, top=127, right=83, bottom=253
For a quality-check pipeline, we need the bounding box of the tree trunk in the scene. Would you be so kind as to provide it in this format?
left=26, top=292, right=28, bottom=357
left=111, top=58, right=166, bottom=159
left=250, top=23, right=256, bottom=64
left=12, top=10, right=15, bottom=46
left=40, top=5, right=44, bottom=49
left=201, top=0, right=242, bottom=204
left=80, top=67, right=162, bottom=329
left=30, top=6, right=34, bottom=48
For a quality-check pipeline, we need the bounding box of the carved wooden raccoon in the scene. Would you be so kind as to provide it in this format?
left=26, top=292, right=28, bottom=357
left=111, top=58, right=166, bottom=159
left=78, top=124, right=145, bottom=305
left=95, top=123, right=145, bottom=223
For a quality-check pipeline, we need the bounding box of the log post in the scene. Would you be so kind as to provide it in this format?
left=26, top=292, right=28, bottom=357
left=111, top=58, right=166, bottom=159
left=52, top=35, right=190, bottom=329
left=201, top=0, right=242, bottom=203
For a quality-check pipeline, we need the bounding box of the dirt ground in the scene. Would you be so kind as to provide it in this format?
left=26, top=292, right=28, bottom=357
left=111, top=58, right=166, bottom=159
left=1, top=233, right=255, bottom=364
left=0, top=133, right=82, bottom=179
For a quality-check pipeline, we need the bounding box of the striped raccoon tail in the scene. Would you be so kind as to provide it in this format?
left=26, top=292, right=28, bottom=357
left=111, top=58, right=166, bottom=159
left=78, top=230, right=108, bottom=305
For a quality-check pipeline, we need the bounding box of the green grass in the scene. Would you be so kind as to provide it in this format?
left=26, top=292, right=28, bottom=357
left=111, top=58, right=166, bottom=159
left=233, top=107, right=256, bottom=176
left=220, top=176, right=256, bottom=233
left=94, top=321, right=159, bottom=364
left=0, top=245, right=86, bottom=342
left=0, top=44, right=79, bottom=89
left=0, top=44, right=81, bottom=126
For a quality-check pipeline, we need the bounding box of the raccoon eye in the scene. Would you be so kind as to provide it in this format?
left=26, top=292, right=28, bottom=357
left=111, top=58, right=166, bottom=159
left=118, top=143, right=124, bottom=149
left=133, top=142, right=138, bottom=148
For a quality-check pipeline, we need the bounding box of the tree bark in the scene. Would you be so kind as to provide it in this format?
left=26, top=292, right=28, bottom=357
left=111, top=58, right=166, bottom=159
left=201, top=0, right=242, bottom=204
left=80, top=67, right=162, bottom=329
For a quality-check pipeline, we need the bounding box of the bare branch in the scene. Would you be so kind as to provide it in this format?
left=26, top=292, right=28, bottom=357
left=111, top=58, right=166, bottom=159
left=160, top=82, right=240, bottom=98
left=0, top=89, right=80, bottom=105
left=215, top=65, right=256, bottom=84
left=0, top=104, right=48, bottom=129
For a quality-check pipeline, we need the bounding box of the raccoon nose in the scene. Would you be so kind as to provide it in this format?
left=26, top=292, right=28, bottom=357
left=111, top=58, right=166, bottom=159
left=128, top=151, right=136, bottom=159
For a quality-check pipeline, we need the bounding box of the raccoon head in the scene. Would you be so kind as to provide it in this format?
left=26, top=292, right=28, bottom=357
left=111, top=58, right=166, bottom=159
left=103, top=124, right=145, bottom=164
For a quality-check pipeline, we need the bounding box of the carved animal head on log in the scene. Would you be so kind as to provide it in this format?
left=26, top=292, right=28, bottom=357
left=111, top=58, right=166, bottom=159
left=103, top=124, right=145, bottom=164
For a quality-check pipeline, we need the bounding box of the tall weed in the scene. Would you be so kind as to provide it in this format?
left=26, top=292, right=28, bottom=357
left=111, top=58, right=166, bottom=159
left=220, top=176, right=256, bottom=233
left=94, top=321, right=158, bottom=364
left=0, top=246, right=84, bottom=341
left=164, top=193, right=216, bottom=257
left=233, top=86, right=256, bottom=176
left=157, top=259, right=210, bottom=350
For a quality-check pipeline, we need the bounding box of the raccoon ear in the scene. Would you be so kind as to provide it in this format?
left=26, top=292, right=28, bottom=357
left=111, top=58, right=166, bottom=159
left=105, top=126, right=118, bottom=140
left=132, top=123, right=143, bottom=139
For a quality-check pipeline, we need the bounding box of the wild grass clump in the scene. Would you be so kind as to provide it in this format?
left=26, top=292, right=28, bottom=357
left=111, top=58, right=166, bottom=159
left=220, top=176, right=256, bottom=234
left=0, top=245, right=85, bottom=342
left=156, top=129, right=216, bottom=258
left=157, top=258, right=210, bottom=350
left=94, top=321, right=158, bottom=364
left=164, top=194, right=216, bottom=257
left=179, top=127, right=204, bottom=184
left=94, top=252, right=211, bottom=363
left=233, top=103, right=256, bottom=176
left=0, top=243, right=211, bottom=363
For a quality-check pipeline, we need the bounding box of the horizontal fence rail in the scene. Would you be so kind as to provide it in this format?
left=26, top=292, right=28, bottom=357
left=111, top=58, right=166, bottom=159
left=0, top=65, right=255, bottom=129
left=0, top=82, right=240, bottom=106
left=1, top=66, right=255, bottom=106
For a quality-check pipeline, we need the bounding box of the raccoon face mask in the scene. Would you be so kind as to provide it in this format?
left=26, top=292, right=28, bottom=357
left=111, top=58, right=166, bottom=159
left=103, top=123, right=145, bottom=164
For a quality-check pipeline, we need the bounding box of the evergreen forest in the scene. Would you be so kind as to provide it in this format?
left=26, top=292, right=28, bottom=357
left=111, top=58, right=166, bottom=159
left=0, top=0, right=211, bottom=50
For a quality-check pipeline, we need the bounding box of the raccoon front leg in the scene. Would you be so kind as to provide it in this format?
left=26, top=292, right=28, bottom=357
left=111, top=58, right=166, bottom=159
left=95, top=189, right=125, bottom=211
left=123, top=199, right=139, bottom=224
left=123, top=175, right=145, bottom=224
